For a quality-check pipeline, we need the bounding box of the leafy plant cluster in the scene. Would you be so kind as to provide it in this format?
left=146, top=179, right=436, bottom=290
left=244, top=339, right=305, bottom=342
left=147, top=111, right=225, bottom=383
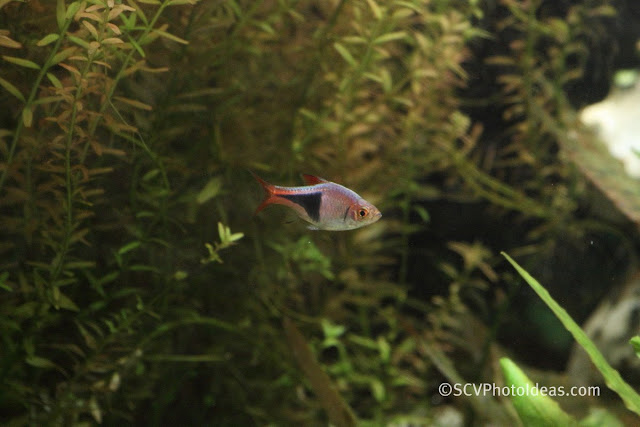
left=0, top=0, right=633, bottom=425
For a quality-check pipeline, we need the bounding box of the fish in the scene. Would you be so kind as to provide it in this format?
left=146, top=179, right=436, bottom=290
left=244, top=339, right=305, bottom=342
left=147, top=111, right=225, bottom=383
left=251, top=171, right=382, bottom=231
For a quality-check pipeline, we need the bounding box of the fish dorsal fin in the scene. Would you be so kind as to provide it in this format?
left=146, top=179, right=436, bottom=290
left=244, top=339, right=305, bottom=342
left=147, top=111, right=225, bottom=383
left=302, top=174, right=329, bottom=185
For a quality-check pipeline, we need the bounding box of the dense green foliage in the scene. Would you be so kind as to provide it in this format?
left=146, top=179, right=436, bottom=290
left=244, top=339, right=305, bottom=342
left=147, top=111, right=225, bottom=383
left=0, top=0, right=629, bottom=425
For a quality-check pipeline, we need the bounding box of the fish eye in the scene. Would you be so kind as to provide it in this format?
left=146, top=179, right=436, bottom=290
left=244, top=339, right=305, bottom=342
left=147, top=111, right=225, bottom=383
left=358, top=208, right=368, bottom=218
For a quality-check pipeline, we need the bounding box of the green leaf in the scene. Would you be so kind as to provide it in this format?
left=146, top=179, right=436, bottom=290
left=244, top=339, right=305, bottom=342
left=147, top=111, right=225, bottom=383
left=37, top=33, right=60, bottom=47
left=373, top=31, right=407, bottom=45
left=65, top=1, right=81, bottom=21
left=2, top=55, right=40, bottom=70
left=132, top=2, right=148, bottom=25
left=0, top=76, right=25, bottom=102
left=77, top=322, right=97, bottom=349
left=217, top=222, right=225, bottom=241
left=56, top=0, right=66, bottom=30
left=168, top=0, right=198, bottom=5
left=118, top=241, right=141, bottom=255
left=142, top=169, right=160, bottom=182
left=365, top=0, right=382, bottom=19
left=228, top=232, right=243, bottom=242
left=50, top=47, right=76, bottom=65
left=500, top=357, right=576, bottom=426
left=413, top=205, right=430, bottom=223
left=113, top=96, right=152, bottom=110
left=64, top=261, right=96, bottom=269
left=68, top=35, right=90, bottom=49
left=0, top=34, right=21, bottom=49
left=26, top=355, right=58, bottom=369
left=0, top=271, right=11, bottom=292
left=333, top=42, right=357, bottom=67
left=321, top=319, right=346, bottom=339
left=196, top=177, right=223, bottom=204
left=502, top=252, right=640, bottom=415
left=630, top=336, right=640, bottom=359
left=579, top=408, right=624, bottom=427
left=153, top=29, right=188, bottom=44
left=21, top=106, right=32, bottom=127
left=173, top=270, right=188, bottom=280
left=33, top=95, right=64, bottom=105
left=46, top=72, right=63, bottom=89
left=54, top=288, right=80, bottom=311
left=127, top=35, right=146, bottom=58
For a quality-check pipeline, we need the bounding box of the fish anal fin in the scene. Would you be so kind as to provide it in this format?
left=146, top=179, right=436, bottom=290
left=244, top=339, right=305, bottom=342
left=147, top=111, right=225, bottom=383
left=302, top=174, right=329, bottom=185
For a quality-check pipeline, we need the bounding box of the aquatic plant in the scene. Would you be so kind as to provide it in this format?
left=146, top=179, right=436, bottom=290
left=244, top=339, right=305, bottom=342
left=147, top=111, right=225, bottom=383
left=0, top=0, right=632, bottom=424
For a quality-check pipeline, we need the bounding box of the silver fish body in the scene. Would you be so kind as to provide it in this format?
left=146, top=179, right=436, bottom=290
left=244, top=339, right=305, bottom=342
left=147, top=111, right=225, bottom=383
left=251, top=172, right=381, bottom=231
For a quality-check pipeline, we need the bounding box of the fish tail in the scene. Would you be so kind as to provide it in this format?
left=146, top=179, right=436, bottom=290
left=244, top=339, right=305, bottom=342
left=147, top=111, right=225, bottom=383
left=250, top=171, right=277, bottom=215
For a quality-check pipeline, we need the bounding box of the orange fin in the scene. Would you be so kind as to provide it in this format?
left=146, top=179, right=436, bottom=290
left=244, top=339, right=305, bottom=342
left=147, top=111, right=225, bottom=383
left=302, top=174, right=329, bottom=185
left=250, top=171, right=276, bottom=215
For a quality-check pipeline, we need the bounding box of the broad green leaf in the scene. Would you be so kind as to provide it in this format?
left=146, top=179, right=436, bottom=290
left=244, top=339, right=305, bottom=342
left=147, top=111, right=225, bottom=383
left=503, top=252, right=640, bottom=415
left=196, top=177, right=222, bottom=204
left=0, top=76, right=25, bottom=102
left=500, top=357, right=576, bottom=426
left=37, top=33, right=60, bottom=47
left=3, top=55, right=40, bottom=70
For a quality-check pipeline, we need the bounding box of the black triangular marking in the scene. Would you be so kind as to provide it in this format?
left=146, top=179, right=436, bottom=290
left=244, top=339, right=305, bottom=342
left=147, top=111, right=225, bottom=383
left=281, top=192, right=322, bottom=222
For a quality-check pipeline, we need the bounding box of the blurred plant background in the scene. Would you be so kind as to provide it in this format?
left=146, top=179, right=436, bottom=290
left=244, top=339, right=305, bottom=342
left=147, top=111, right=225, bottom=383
left=1, top=0, right=639, bottom=425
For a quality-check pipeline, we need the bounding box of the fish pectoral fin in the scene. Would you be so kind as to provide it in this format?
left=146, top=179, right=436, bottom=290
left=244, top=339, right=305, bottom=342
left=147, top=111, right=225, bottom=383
left=306, top=224, right=320, bottom=230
